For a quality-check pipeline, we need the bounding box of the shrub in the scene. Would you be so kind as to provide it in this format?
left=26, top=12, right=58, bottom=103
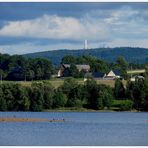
left=112, top=100, right=133, bottom=111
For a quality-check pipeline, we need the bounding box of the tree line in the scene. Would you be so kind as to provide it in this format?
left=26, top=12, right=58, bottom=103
left=0, top=78, right=148, bottom=111
left=1, top=53, right=148, bottom=81
left=0, top=53, right=53, bottom=81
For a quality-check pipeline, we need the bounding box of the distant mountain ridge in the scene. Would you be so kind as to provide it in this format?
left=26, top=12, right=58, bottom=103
left=23, top=47, right=148, bottom=65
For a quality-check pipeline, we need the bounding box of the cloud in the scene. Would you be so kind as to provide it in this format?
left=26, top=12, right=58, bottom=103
left=0, top=4, right=148, bottom=55
left=0, top=14, right=111, bottom=42
left=0, top=41, right=84, bottom=55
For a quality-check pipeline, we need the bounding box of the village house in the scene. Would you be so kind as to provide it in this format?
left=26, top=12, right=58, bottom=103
left=58, top=64, right=90, bottom=77
left=105, top=70, right=121, bottom=79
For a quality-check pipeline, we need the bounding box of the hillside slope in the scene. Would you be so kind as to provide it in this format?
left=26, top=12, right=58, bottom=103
left=23, top=47, right=148, bottom=64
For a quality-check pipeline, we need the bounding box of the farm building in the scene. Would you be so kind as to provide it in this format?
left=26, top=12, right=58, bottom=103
left=58, top=64, right=90, bottom=77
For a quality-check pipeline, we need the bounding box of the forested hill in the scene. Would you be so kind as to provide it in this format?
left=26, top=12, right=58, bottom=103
left=23, top=47, right=148, bottom=65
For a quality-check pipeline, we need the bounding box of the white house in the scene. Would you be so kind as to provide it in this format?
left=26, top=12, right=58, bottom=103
left=105, top=70, right=121, bottom=79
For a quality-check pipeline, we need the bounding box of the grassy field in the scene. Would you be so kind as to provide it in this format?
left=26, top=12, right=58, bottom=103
left=2, top=78, right=127, bottom=88
left=127, top=69, right=145, bottom=74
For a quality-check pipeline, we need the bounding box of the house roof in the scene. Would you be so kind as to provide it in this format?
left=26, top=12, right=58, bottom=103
left=76, top=65, right=90, bottom=70
left=63, top=64, right=70, bottom=68
left=92, top=72, right=106, bottom=78
left=107, top=70, right=116, bottom=77
left=113, top=69, right=121, bottom=76
left=107, top=70, right=121, bottom=77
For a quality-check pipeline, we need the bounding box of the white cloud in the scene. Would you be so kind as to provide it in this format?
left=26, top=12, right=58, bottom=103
left=108, top=38, right=148, bottom=48
left=0, top=14, right=111, bottom=42
left=0, top=42, right=84, bottom=55
left=0, top=5, right=148, bottom=55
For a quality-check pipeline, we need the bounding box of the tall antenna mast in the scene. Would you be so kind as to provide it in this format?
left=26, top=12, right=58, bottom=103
left=84, top=40, right=88, bottom=49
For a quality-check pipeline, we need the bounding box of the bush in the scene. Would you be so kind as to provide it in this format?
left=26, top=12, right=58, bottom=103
left=53, top=90, right=67, bottom=108
left=112, top=100, right=133, bottom=111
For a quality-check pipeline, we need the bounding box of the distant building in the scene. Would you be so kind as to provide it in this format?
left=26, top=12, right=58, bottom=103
left=130, top=75, right=145, bottom=82
left=58, top=64, right=90, bottom=77
left=84, top=72, right=106, bottom=81
left=92, top=72, right=106, bottom=79
left=105, top=70, right=121, bottom=79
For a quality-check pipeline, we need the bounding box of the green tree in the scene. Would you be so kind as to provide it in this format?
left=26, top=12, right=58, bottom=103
left=84, top=80, right=100, bottom=109
left=126, top=79, right=145, bottom=110
left=61, top=55, right=76, bottom=64
left=30, top=83, right=44, bottom=111
left=114, top=79, right=125, bottom=99
left=69, top=64, right=79, bottom=78
left=43, top=82, right=54, bottom=109
left=98, top=85, right=113, bottom=109
left=61, top=78, right=83, bottom=107
left=53, top=89, right=67, bottom=108
left=26, top=70, right=35, bottom=81
left=0, top=85, right=7, bottom=111
left=116, top=56, right=128, bottom=70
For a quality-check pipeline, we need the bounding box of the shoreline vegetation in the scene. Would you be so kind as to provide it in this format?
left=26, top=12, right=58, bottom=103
left=0, top=53, right=148, bottom=112
left=0, top=78, right=148, bottom=112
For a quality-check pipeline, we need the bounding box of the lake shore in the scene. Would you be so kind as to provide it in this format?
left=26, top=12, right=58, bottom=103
left=43, top=108, right=139, bottom=112
left=0, top=117, right=65, bottom=122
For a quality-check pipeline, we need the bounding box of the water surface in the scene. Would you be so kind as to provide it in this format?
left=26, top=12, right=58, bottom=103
left=0, top=112, right=147, bottom=146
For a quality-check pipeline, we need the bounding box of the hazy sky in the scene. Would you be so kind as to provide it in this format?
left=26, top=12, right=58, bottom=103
left=0, top=2, right=148, bottom=54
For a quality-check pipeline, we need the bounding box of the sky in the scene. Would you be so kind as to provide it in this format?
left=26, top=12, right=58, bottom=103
left=0, top=2, right=148, bottom=55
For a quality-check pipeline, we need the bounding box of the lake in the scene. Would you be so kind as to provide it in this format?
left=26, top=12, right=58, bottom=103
left=0, top=112, right=148, bottom=146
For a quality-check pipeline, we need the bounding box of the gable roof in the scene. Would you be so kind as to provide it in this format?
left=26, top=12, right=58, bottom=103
left=107, top=69, right=121, bottom=77
left=113, top=69, right=121, bottom=76
left=63, top=64, right=70, bottom=68
left=92, top=72, right=106, bottom=78
left=107, top=70, right=116, bottom=77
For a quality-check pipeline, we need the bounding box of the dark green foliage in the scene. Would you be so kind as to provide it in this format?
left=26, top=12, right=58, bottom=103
left=84, top=80, right=99, bottom=109
left=60, top=78, right=83, bottom=107
left=14, top=85, right=30, bottom=111
left=69, top=64, right=79, bottom=78
left=98, top=85, right=113, bottom=109
left=119, top=100, right=133, bottom=111
left=61, top=55, right=76, bottom=64
left=0, top=53, right=53, bottom=81
left=116, top=56, right=128, bottom=70
left=0, top=83, right=30, bottom=111
left=53, top=89, right=67, bottom=108
left=112, top=100, right=133, bottom=111
left=126, top=78, right=148, bottom=111
left=24, top=47, right=148, bottom=65
left=83, top=81, right=114, bottom=110
left=42, top=82, right=54, bottom=109
left=0, top=77, right=147, bottom=111
left=0, top=86, right=7, bottom=111
left=29, top=83, right=44, bottom=111
left=114, top=79, right=125, bottom=99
